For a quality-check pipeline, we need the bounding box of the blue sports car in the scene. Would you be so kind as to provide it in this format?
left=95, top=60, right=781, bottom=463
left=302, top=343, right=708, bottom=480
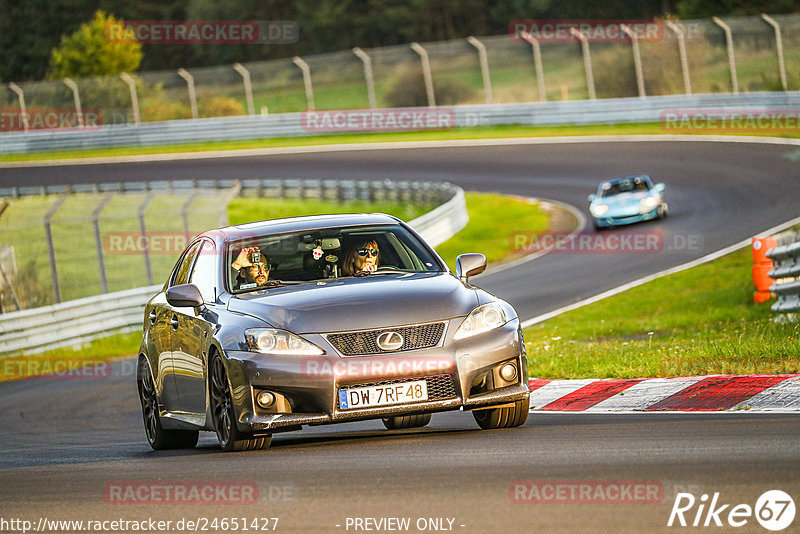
left=588, top=175, right=667, bottom=229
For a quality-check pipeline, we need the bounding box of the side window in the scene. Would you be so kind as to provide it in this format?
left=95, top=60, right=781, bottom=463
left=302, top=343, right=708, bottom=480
left=171, top=241, right=202, bottom=287
left=189, top=240, right=218, bottom=303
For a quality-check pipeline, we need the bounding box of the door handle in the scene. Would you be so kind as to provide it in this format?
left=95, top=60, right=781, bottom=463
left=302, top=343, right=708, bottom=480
left=149, top=311, right=157, bottom=325
left=170, top=315, right=179, bottom=330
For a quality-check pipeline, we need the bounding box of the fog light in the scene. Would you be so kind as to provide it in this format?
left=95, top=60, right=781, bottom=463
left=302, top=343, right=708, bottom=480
left=256, top=390, right=276, bottom=408
left=499, top=363, right=517, bottom=382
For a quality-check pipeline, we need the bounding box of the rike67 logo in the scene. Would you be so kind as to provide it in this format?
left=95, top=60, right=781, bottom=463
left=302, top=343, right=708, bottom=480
left=668, top=490, right=795, bottom=531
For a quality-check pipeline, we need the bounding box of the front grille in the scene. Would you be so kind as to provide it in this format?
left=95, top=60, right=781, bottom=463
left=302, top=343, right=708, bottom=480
left=337, top=374, right=457, bottom=408
left=326, top=322, right=445, bottom=355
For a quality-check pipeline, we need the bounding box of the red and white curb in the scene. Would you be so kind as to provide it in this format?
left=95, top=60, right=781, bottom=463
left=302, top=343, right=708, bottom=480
left=527, top=375, right=800, bottom=412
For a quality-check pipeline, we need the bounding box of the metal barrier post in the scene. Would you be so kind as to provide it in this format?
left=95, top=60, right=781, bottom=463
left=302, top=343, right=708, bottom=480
left=570, top=28, right=596, bottom=100
left=119, top=73, right=141, bottom=125
left=181, top=191, right=198, bottom=237
left=352, top=47, right=377, bottom=109
left=665, top=21, right=692, bottom=95
left=138, top=193, right=155, bottom=285
left=92, top=193, right=114, bottom=293
left=62, top=78, right=85, bottom=127
left=44, top=194, right=68, bottom=303
left=219, top=181, right=241, bottom=227
left=713, top=17, right=739, bottom=94
left=520, top=32, right=546, bottom=102
left=761, top=14, right=788, bottom=91
left=292, top=57, right=315, bottom=111
left=410, top=42, right=436, bottom=107
left=621, top=25, right=646, bottom=98
left=177, top=68, right=199, bottom=119
left=8, top=83, right=29, bottom=131
left=467, top=36, right=493, bottom=104
left=233, top=63, right=255, bottom=115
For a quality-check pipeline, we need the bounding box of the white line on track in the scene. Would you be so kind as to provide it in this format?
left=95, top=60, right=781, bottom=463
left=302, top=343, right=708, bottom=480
left=3, top=133, right=800, bottom=168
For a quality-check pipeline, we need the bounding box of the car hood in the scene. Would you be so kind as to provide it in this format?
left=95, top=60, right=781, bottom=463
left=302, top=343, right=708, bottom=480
left=227, top=272, right=479, bottom=333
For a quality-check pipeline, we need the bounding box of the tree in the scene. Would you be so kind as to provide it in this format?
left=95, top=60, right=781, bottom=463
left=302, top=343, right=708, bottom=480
left=48, top=11, right=142, bottom=80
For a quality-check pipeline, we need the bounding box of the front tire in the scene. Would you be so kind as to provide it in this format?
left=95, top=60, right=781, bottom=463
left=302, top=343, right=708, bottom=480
left=472, top=398, right=529, bottom=430
left=137, top=358, right=198, bottom=450
left=210, top=354, right=271, bottom=452
left=382, top=413, right=431, bottom=430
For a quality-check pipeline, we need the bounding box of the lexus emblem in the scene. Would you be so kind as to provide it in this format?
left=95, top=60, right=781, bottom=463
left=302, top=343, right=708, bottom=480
left=376, top=331, right=404, bottom=351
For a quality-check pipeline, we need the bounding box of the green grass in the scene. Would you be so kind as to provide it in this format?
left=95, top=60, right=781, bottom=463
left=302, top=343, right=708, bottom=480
left=4, top=121, right=800, bottom=163
left=523, top=247, right=800, bottom=379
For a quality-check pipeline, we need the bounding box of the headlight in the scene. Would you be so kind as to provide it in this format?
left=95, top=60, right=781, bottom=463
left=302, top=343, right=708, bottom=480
left=245, top=328, right=324, bottom=356
left=641, top=196, right=659, bottom=208
left=453, top=302, right=507, bottom=340
left=591, top=204, right=609, bottom=216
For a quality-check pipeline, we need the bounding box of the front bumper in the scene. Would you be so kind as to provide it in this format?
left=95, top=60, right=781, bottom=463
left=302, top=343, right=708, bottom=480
left=594, top=207, right=659, bottom=228
left=223, top=318, right=529, bottom=433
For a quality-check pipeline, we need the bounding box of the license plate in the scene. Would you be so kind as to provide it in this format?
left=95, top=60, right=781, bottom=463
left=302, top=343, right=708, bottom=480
left=339, top=380, right=428, bottom=410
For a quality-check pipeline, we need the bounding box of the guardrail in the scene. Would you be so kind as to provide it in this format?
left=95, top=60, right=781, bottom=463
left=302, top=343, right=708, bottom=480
left=0, top=180, right=467, bottom=355
left=2, top=92, right=799, bottom=155
left=767, top=230, right=800, bottom=314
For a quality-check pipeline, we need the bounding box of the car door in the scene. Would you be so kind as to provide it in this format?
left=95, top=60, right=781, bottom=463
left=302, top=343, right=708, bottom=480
left=171, top=239, right=219, bottom=416
left=160, top=240, right=202, bottom=413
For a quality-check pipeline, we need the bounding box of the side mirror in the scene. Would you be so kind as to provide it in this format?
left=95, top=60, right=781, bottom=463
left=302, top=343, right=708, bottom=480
left=455, top=253, right=487, bottom=282
left=588, top=194, right=596, bottom=202
left=166, top=283, right=204, bottom=308
left=654, top=183, right=666, bottom=193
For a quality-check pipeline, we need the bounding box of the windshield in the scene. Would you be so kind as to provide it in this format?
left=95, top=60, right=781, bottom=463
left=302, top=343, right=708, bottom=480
left=600, top=177, right=651, bottom=197
left=226, top=223, right=443, bottom=293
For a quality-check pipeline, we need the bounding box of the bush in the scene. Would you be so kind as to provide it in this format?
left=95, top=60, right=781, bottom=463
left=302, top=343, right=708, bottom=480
left=384, top=68, right=474, bottom=107
left=198, top=96, right=244, bottom=117
left=141, top=99, right=192, bottom=122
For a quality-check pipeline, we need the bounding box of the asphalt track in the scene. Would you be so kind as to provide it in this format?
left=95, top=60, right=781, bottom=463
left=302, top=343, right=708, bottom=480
left=1, top=138, right=800, bottom=532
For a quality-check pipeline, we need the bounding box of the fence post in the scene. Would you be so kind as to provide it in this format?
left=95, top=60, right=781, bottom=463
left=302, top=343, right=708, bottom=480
left=138, top=193, right=155, bottom=286
left=180, top=191, right=198, bottom=240
left=8, top=83, right=29, bottom=131
left=219, top=181, right=241, bottom=227
left=0, top=201, right=21, bottom=312
left=44, top=194, right=68, bottom=303
left=621, top=25, right=646, bottom=98
left=92, top=193, right=114, bottom=293
left=410, top=42, right=436, bottom=107
left=119, top=73, right=141, bottom=125
left=292, top=56, right=315, bottom=111
left=712, top=17, right=738, bottom=94
left=467, top=36, right=493, bottom=104
left=233, top=63, right=255, bottom=115
left=665, top=21, right=692, bottom=95
left=520, top=32, right=546, bottom=102
left=761, top=14, right=788, bottom=91
left=62, top=78, right=85, bottom=127
left=177, top=68, right=199, bottom=119
left=352, top=47, right=377, bottom=109
left=570, top=28, right=596, bottom=100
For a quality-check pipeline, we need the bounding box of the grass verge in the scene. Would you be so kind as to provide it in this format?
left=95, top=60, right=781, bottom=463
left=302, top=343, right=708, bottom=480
left=3, top=122, right=800, bottom=164
left=523, top=247, right=800, bottom=379
left=2, top=192, right=553, bottom=380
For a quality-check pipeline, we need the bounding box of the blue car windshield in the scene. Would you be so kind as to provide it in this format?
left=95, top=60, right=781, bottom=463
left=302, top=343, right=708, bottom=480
left=226, top=224, right=444, bottom=293
left=600, top=178, right=650, bottom=197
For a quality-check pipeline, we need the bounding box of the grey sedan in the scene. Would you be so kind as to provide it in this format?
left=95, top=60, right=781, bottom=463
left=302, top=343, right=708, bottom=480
left=137, top=213, right=529, bottom=451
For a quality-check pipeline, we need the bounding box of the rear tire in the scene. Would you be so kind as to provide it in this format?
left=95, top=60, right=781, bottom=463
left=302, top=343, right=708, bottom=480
left=382, top=413, right=431, bottom=430
left=137, top=358, right=199, bottom=450
left=472, top=398, right=529, bottom=430
left=210, top=354, right=271, bottom=452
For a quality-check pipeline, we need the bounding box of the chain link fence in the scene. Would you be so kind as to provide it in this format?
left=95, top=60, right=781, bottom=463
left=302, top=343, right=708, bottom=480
left=3, top=14, right=798, bottom=131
